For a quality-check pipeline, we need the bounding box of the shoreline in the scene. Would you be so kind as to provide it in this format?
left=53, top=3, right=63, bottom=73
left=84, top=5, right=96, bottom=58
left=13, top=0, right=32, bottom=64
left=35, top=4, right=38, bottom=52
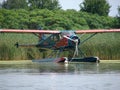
left=0, top=60, right=33, bottom=64
left=0, top=60, right=120, bottom=64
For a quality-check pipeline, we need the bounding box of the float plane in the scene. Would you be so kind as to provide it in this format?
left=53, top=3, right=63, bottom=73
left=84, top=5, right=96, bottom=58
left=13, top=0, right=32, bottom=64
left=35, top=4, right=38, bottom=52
left=0, top=29, right=120, bottom=63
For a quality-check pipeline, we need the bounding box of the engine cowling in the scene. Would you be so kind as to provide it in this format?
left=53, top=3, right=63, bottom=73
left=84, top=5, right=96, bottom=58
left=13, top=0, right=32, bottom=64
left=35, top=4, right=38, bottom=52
left=68, top=35, right=80, bottom=47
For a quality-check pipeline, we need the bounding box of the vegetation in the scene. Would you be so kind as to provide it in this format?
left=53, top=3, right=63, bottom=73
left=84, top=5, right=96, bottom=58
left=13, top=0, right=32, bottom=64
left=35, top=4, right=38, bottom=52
left=1, top=0, right=28, bottom=9
left=28, top=0, right=61, bottom=10
left=80, top=0, right=110, bottom=16
left=0, top=0, right=120, bottom=60
left=115, top=6, right=120, bottom=28
left=0, top=33, right=120, bottom=60
left=1, top=0, right=61, bottom=10
left=80, top=33, right=120, bottom=60
left=0, top=9, right=118, bottom=29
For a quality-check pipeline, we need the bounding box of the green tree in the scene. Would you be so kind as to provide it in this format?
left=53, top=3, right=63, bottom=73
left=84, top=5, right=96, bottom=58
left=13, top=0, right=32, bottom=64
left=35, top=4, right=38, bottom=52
left=118, top=6, right=120, bottom=17
left=28, top=0, right=61, bottom=10
left=114, top=6, right=120, bottom=28
left=1, top=0, right=28, bottom=9
left=80, top=0, right=110, bottom=16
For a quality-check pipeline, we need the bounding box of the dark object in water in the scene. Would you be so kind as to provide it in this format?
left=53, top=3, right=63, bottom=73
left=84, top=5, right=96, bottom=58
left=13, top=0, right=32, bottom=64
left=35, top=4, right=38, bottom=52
left=70, top=57, right=100, bottom=63
left=32, top=57, right=100, bottom=63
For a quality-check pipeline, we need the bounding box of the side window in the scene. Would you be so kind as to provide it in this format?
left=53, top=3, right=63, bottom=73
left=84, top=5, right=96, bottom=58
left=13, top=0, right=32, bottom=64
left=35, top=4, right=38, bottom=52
left=52, top=34, right=60, bottom=42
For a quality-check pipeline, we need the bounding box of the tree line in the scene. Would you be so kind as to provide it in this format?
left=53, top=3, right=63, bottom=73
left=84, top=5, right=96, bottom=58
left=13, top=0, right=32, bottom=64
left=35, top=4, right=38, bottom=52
left=0, top=0, right=120, bottom=30
left=0, top=0, right=61, bottom=10
left=0, top=9, right=119, bottom=30
left=0, top=0, right=120, bottom=16
left=0, top=0, right=120, bottom=60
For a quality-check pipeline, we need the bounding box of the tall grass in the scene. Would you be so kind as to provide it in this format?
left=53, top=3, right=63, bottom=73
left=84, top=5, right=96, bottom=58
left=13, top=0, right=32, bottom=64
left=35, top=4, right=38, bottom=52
left=0, top=33, right=120, bottom=60
left=0, top=33, right=41, bottom=60
left=80, top=33, right=120, bottom=60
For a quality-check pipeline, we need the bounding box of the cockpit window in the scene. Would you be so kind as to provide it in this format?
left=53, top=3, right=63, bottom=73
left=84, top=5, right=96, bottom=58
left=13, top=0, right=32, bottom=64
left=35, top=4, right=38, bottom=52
left=61, top=31, right=76, bottom=36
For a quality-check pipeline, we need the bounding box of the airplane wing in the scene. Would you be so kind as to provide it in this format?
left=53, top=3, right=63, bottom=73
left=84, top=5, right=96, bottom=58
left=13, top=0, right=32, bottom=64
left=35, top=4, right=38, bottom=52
left=0, top=29, right=60, bottom=34
left=0, top=29, right=120, bottom=34
left=75, top=29, right=120, bottom=34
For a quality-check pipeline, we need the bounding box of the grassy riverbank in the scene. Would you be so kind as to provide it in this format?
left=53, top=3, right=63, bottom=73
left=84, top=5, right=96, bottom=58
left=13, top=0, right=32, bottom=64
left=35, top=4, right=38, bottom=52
left=0, top=60, right=33, bottom=64
left=0, top=33, right=120, bottom=60
left=0, top=60, right=120, bottom=65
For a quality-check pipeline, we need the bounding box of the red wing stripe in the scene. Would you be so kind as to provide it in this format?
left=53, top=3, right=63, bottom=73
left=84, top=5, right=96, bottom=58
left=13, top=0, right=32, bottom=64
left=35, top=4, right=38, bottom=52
left=0, top=29, right=60, bottom=34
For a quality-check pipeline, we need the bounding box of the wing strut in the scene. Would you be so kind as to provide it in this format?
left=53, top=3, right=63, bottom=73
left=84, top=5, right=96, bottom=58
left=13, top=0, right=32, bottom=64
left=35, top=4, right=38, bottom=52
left=80, top=33, right=97, bottom=45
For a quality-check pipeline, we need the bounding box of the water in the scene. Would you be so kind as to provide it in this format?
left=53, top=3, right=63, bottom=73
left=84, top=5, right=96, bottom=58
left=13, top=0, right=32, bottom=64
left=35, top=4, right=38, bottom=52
left=0, top=62, right=120, bottom=90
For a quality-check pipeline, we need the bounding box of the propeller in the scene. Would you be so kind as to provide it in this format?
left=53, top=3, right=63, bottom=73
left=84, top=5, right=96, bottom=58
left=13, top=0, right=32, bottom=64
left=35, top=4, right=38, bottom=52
left=63, top=35, right=79, bottom=57
left=73, top=39, right=79, bottom=57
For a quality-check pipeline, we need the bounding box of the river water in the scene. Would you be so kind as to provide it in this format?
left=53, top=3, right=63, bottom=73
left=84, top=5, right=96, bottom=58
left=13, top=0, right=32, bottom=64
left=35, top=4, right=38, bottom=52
left=0, top=62, right=120, bottom=90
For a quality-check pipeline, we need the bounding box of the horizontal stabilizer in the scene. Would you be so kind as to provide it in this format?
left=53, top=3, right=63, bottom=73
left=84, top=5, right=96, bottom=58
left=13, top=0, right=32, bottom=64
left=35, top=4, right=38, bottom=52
left=15, top=42, right=37, bottom=48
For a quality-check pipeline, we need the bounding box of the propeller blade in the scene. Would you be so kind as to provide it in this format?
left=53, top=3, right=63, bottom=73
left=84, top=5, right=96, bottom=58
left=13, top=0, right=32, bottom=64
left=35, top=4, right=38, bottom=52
left=73, top=40, right=79, bottom=57
left=63, top=35, right=75, bottom=42
left=63, top=35, right=79, bottom=57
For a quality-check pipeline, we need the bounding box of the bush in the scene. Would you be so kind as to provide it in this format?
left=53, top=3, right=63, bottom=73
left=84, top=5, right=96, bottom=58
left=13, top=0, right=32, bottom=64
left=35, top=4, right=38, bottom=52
left=0, top=9, right=117, bottom=29
left=0, top=9, right=120, bottom=60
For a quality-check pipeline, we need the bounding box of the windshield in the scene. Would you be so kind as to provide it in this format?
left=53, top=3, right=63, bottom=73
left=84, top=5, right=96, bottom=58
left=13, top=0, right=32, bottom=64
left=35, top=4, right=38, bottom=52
left=61, top=31, right=76, bottom=36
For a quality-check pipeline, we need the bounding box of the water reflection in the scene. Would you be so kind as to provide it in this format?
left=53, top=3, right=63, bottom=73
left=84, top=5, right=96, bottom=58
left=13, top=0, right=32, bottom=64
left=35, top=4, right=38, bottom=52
left=0, top=62, right=120, bottom=90
left=0, top=62, right=120, bottom=74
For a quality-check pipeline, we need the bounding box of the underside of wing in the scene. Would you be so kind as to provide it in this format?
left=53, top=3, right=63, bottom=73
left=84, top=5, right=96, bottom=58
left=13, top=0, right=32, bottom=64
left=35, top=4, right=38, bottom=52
left=75, top=29, right=120, bottom=34
left=0, top=29, right=60, bottom=34
left=0, top=29, right=120, bottom=34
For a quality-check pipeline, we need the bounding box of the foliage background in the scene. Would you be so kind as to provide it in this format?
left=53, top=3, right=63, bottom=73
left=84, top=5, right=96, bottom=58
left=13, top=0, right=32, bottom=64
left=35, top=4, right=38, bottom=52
left=0, top=0, right=120, bottom=60
left=0, top=9, right=119, bottom=30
